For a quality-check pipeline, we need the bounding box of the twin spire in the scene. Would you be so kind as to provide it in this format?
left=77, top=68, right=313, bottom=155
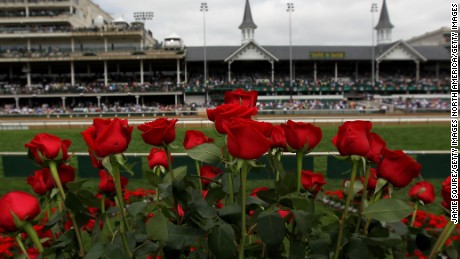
left=239, top=0, right=394, bottom=45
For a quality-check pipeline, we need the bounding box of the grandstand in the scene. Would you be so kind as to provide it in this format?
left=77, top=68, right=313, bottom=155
left=0, top=0, right=451, bottom=115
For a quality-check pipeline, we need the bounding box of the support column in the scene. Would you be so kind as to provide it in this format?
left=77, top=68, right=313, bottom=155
left=70, top=61, right=75, bottom=86
left=313, top=62, right=317, bottom=82
left=61, top=97, right=66, bottom=110
left=103, top=61, right=108, bottom=86
left=27, top=39, right=31, bottom=51
left=293, top=61, right=296, bottom=83
left=104, top=37, right=108, bottom=52
left=26, top=63, right=31, bottom=86
left=140, top=60, right=144, bottom=85
left=97, top=96, right=101, bottom=109
left=184, top=62, right=188, bottom=83
left=334, top=62, right=338, bottom=82
left=176, top=59, right=180, bottom=86
left=71, top=38, right=75, bottom=52
left=140, top=39, right=143, bottom=51
left=228, top=62, right=232, bottom=82
left=15, top=97, right=19, bottom=109
left=376, top=61, right=380, bottom=81
left=271, top=61, right=275, bottom=83
left=175, top=94, right=178, bottom=106
left=135, top=95, right=140, bottom=106
left=355, top=62, right=359, bottom=81
left=415, top=60, right=420, bottom=81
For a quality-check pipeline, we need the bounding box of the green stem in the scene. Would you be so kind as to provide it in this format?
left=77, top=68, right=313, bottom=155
left=355, top=163, right=371, bottom=233
left=112, top=158, right=133, bottom=257
left=334, top=158, right=359, bottom=259
left=16, top=234, right=30, bottom=259
left=428, top=220, right=456, bottom=259
left=100, top=194, right=114, bottom=235
left=364, top=189, right=383, bottom=236
left=410, top=202, right=419, bottom=227
left=23, top=223, right=43, bottom=254
left=228, top=172, right=235, bottom=204
left=49, top=161, right=85, bottom=257
left=164, top=145, right=175, bottom=182
left=238, top=161, right=250, bottom=259
left=195, top=160, right=203, bottom=192
left=296, top=152, right=304, bottom=194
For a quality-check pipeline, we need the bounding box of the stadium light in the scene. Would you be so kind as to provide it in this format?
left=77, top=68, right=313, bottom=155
left=371, top=3, right=378, bottom=86
left=134, top=11, right=154, bottom=51
left=287, top=3, right=294, bottom=101
left=200, top=2, right=208, bottom=105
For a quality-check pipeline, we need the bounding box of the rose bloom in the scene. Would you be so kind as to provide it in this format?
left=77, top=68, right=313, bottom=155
left=376, top=149, right=421, bottom=188
left=301, top=170, right=327, bottom=194
left=148, top=147, right=173, bottom=170
left=441, top=176, right=459, bottom=209
left=224, top=118, right=271, bottom=160
left=250, top=187, right=269, bottom=197
left=183, top=130, right=214, bottom=150
left=360, top=168, right=379, bottom=191
left=207, top=104, right=258, bottom=134
left=408, top=181, right=435, bottom=204
left=332, top=121, right=387, bottom=163
left=137, top=118, right=178, bottom=146
left=25, top=133, right=71, bottom=165
left=281, top=120, right=322, bottom=152
left=27, top=164, right=76, bottom=195
left=223, top=88, right=258, bottom=107
left=81, top=118, right=133, bottom=158
left=200, top=165, right=223, bottom=185
left=98, top=170, right=128, bottom=194
left=269, top=125, right=287, bottom=150
left=0, top=191, right=41, bottom=232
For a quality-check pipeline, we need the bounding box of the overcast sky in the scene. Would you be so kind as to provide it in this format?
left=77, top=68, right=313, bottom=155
left=92, top=0, right=448, bottom=46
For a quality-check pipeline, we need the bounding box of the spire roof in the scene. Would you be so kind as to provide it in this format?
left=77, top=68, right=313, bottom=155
left=375, top=0, right=394, bottom=30
left=239, top=0, right=257, bottom=29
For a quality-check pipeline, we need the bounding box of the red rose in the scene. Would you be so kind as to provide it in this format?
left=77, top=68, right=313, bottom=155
left=332, top=120, right=372, bottom=157
left=269, top=125, right=287, bottom=149
left=301, top=170, right=327, bottom=194
left=223, top=119, right=271, bottom=160
left=27, top=164, right=76, bottom=195
left=207, top=104, right=258, bottom=134
left=281, top=120, right=322, bottom=152
left=89, top=150, right=103, bottom=169
left=408, top=181, right=435, bottom=204
left=54, top=164, right=76, bottom=188
left=366, top=133, right=386, bottom=164
left=360, top=168, right=379, bottom=190
left=148, top=147, right=173, bottom=169
left=441, top=176, right=458, bottom=209
left=25, top=133, right=71, bottom=165
left=27, top=169, right=54, bottom=195
left=137, top=118, right=178, bottom=146
left=81, top=118, right=133, bottom=158
left=376, top=149, right=421, bottom=188
left=0, top=191, right=41, bottom=232
left=277, top=209, right=294, bottom=223
left=98, top=170, right=128, bottom=194
left=250, top=187, right=269, bottom=197
left=183, top=130, right=214, bottom=150
left=223, top=88, right=258, bottom=107
left=200, top=165, right=223, bottom=185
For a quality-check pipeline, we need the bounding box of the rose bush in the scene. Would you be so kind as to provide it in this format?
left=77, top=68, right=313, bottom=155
left=0, top=88, right=455, bottom=259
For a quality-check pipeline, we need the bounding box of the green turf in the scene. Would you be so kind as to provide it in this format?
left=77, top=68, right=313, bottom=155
left=0, top=124, right=450, bottom=153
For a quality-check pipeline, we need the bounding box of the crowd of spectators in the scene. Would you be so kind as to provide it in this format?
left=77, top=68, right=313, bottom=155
left=378, top=97, right=450, bottom=112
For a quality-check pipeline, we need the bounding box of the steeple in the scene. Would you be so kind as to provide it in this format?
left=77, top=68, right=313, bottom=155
left=239, top=0, right=257, bottom=44
left=375, top=0, right=393, bottom=44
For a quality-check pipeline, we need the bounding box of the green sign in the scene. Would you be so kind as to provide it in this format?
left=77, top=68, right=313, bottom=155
left=310, top=52, right=345, bottom=59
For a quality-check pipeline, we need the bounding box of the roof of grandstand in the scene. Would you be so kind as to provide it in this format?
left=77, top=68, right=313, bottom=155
left=185, top=44, right=450, bottom=62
